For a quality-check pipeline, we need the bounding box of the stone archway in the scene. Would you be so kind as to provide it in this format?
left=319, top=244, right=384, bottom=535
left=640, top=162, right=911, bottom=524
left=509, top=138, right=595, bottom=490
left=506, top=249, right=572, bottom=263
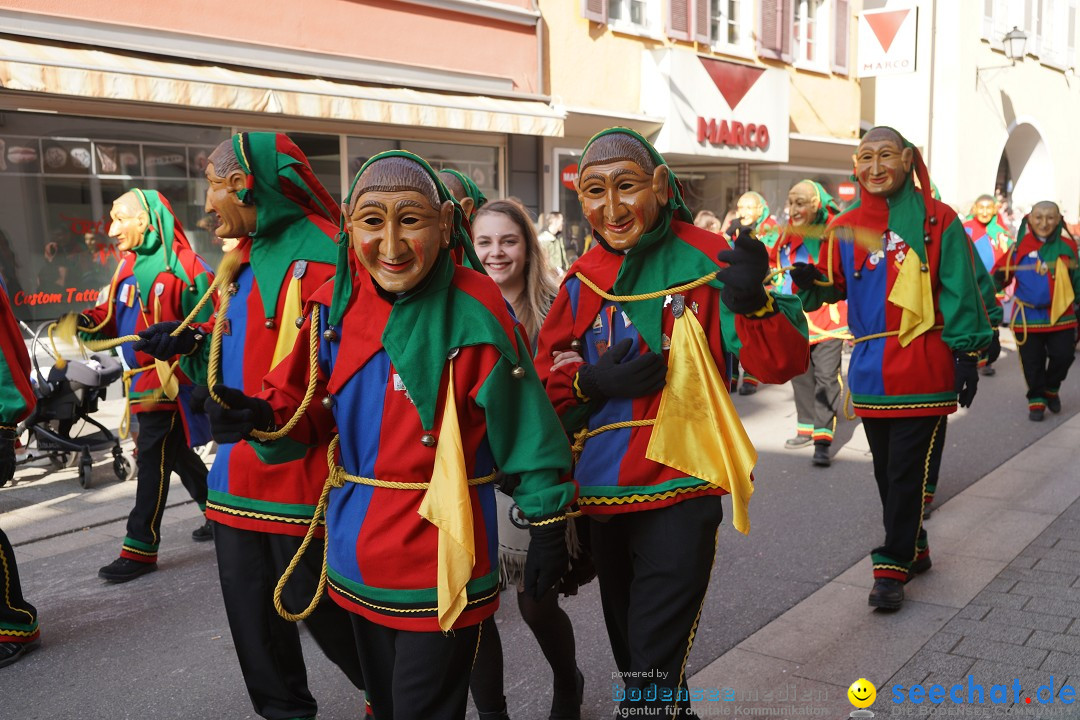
left=996, top=121, right=1054, bottom=213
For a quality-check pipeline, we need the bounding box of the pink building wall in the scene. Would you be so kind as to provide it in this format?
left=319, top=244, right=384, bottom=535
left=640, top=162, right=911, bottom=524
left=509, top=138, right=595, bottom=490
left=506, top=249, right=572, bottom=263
left=1, top=0, right=542, bottom=93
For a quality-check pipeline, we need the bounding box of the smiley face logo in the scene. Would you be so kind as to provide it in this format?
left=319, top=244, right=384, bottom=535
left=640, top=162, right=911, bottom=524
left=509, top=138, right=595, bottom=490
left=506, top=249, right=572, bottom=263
left=848, top=678, right=877, bottom=708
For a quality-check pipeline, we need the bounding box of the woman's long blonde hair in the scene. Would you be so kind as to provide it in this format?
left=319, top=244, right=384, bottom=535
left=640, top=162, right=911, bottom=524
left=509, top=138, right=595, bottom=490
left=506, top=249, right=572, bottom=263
left=474, top=198, right=559, bottom=342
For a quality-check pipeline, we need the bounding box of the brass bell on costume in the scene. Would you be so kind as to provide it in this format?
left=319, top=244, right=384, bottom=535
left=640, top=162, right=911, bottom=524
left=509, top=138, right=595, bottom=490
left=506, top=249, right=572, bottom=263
left=264, top=319, right=275, bottom=329
left=321, top=395, right=334, bottom=409
left=420, top=433, right=436, bottom=447
left=511, top=366, right=526, bottom=379
left=323, top=328, right=338, bottom=342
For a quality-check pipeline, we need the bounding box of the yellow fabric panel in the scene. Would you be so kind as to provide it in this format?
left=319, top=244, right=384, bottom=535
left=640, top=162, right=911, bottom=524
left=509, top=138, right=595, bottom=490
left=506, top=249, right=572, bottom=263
left=1050, top=257, right=1075, bottom=326
left=271, top=276, right=303, bottom=370
left=645, top=309, right=756, bottom=534
left=418, top=362, right=475, bottom=631
left=887, top=251, right=935, bottom=347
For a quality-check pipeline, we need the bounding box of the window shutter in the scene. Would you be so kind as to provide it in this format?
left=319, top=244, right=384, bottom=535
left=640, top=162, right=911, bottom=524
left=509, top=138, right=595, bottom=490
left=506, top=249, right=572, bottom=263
left=758, top=0, right=793, bottom=61
left=668, top=0, right=692, bottom=40
left=582, top=0, right=608, bottom=24
left=695, top=0, right=713, bottom=44
left=832, top=0, right=850, bottom=74
left=982, top=0, right=994, bottom=39
left=1069, top=0, right=1077, bottom=61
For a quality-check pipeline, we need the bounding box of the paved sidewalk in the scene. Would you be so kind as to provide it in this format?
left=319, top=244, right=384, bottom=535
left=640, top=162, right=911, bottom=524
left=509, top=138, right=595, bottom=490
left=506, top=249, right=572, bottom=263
left=689, top=413, right=1080, bottom=719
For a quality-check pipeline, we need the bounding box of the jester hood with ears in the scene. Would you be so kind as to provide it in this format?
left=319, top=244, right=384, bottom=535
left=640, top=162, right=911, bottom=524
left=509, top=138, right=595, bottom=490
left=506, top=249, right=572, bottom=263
left=230, top=132, right=340, bottom=320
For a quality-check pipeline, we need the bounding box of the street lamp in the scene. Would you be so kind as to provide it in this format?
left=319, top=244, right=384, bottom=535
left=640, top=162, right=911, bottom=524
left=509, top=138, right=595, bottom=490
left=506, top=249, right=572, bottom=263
left=976, top=26, right=1029, bottom=88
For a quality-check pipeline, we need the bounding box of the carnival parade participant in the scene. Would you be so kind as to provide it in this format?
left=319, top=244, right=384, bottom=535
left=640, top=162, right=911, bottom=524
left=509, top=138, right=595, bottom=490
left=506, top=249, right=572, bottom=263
left=469, top=198, right=589, bottom=720
left=771, top=180, right=849, bottom=467
left=992, top=201, right=1080, bottom=421
left=69, top=189, right=214, bottom=582
left=140, top=132, right=365, bottom=719
left=791, top=126, right=993, bottom=611
left=440, top=168, right=486, bottom=224
left=0, top=273, right=40, bottom=669
left=723, top=192, right=779, bottom=395
left=964, top=194, right=1012, bottom=376
left=204, top=150, right=577, bottom=720
left=536, top=128, right=809, bottom=717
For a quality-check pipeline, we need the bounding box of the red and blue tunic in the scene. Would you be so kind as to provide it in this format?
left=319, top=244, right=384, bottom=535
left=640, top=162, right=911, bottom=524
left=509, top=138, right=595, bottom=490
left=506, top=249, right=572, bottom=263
left=992, top=229, right=1080, bottom=334
left=771, top=229, right=849, bottom=346
left=537, top=220, right=808, bottom=515
left=797, top=185, right=993, bottom=418
left=257, top=265, right=575, bottom=631
left=81, top=248, right=213, bottom=447
left=202, top=241, right=336, bottom=536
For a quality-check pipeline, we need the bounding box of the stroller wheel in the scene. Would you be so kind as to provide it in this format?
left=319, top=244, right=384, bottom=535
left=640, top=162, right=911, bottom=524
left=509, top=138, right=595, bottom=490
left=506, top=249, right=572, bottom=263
left=79, top=458, right=93, bottom=489
left=113, top=456, right=132, bottom=481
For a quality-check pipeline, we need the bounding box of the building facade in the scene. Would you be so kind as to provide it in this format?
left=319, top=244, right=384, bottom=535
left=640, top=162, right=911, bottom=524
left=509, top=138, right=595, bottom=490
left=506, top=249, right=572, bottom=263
left=0, top=0, right=559, bottom=322
left=540, top=0, right=863, bottom=253
left=862, top=0, right=1080, bottom=223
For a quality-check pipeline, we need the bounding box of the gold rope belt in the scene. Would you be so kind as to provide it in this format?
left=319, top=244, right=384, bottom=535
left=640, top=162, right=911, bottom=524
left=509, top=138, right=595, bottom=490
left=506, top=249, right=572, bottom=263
left=851, top=325, right=943, bottom=344
left=571, top=419, right=655, bottom=461
left=329, top=466, right=497, bottom=490
left=574, top=272, right=718, bottom=302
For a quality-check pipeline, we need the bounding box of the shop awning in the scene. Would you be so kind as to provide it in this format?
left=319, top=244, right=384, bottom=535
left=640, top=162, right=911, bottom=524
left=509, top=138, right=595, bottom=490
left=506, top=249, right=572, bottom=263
left=0, top=35, right=564, bottom=137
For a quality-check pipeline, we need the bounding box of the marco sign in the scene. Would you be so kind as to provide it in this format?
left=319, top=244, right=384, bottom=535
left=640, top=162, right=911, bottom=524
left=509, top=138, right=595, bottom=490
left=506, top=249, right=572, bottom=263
left=858, top=7, right=918, bottom=77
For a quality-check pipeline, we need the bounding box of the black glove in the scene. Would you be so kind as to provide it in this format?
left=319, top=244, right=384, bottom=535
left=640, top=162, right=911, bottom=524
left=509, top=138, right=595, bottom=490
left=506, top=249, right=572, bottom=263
left=717, top=230, right=770, bottom=315
left=986, top=328, right=1001, bottom=365
left=992, top=269, right=1008, bottom=292
left=205, top=384, right=275, bottom=444
left=132, top=321, right=203, bottom=360
left=955, top=351, right=980, bottom=408
left=789, top=262, right=825, bottom=291
left=575, top=338, right=666, bottom=401
left=0, top=425, right=16, bottom=488
left=523, top=518, right=569, bottom=600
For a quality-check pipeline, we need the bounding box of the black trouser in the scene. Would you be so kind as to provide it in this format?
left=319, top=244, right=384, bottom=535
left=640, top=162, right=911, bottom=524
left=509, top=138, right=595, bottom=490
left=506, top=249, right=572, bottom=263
left=591, top=496, right=722, bottom=717
left=350, top=614, right=479, bottom=720
left=215, top=523, right=365, bottom=720
left=791, top=339, right=843, bottom=444
left=1018, top=328, right=1075, bottom=404
left=0, top=527, right=37, bottom=643
left=120, top=410, right=208, bottom=562
left=862, top=416, right=946, bottom=580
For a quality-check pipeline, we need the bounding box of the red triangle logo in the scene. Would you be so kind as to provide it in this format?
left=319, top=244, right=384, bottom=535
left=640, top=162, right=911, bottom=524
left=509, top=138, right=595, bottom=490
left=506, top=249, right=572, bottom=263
left=699, top=58, right=766, bottom=111
left=865, top=9, right=910, bottom=53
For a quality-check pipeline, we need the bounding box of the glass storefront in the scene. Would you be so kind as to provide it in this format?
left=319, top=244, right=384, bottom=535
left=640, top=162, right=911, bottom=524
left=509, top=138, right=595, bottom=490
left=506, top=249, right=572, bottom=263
left=0, top=112, right=230, bottom=324
left=0, top=111, right=504, bottom=326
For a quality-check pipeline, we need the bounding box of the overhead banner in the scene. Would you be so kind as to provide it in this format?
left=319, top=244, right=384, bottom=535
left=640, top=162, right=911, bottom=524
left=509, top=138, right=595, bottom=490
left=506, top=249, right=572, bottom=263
left=642, top=50, right=789, bottom=162
left=858, top=7, right=918, bottom=77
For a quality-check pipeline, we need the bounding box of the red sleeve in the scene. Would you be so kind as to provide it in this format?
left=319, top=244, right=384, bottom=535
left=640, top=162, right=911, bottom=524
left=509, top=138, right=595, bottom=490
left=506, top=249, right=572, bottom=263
left=257, top=313, right=336, bottom=446
left=535, top=287, right=585, bottom=416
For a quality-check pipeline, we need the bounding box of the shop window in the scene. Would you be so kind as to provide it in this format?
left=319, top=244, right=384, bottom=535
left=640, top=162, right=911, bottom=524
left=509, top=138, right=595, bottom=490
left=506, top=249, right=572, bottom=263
left=289, top=132, right=341, bottom=201
left=0, top=112, right=231, bottom=325
left=553, top=150, right=588, bottom=262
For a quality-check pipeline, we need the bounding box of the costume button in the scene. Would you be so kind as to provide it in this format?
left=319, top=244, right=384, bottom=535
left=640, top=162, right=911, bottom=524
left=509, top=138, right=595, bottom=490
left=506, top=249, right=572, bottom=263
left=929, top=216, right=938, bottom=226
left=228, top=282, right=239, bottom=295
left=295, top=317, right=304, bottom=329
left=321, top=395, right=334, bottom=410
left=570, top=339, right=582, bottom=351
left=188, top=285, right=197, bottom=293
left=420, top=433, right=436, bottom=447
left=920, top=264, right=929, bottom=273
left=511, top=366, right=526, bottom=379
left=447, top=347, right=460, bottom=360
left=264, top=319, right=275, bottom=329
left=323, top=328, right=338, bottom=342
left=854, top=271, right=862, bottom=279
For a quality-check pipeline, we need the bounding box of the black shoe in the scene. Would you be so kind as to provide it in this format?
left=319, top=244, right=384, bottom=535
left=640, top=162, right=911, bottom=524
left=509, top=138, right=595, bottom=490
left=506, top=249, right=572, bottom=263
left=738, top=383, right=757, bottom=396
left=979, top=365, right=996, bottom=376
left=1029, top=408, right=1045, bottom=422
left=784, top=435, right=813, bottom=449
left=868, top=578, right=904, bottom=610
left=549, top=667, right=584, bottom=720
left=812, top=443, right=831, bottom=467
left=1048, top=396, right=1062, bottom=413
left=98, top=557, right=158, bottom=584
left=0, top=637, right=40, bottom=669
left=191, top=520, right=214, bottom=542
left=908, top=555, right=932, bottom=580
left=922, top=502, right=934, bottom=520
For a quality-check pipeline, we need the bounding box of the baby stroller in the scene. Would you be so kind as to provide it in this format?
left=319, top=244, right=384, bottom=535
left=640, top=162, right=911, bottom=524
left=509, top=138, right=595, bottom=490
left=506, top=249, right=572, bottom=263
left=18, top=320, right=131, bottom=488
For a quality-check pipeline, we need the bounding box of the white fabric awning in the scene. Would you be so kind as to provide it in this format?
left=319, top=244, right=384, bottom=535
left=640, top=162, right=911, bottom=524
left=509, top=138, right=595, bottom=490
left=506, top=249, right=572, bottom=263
left=0, top=35, right=565, bottom=137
